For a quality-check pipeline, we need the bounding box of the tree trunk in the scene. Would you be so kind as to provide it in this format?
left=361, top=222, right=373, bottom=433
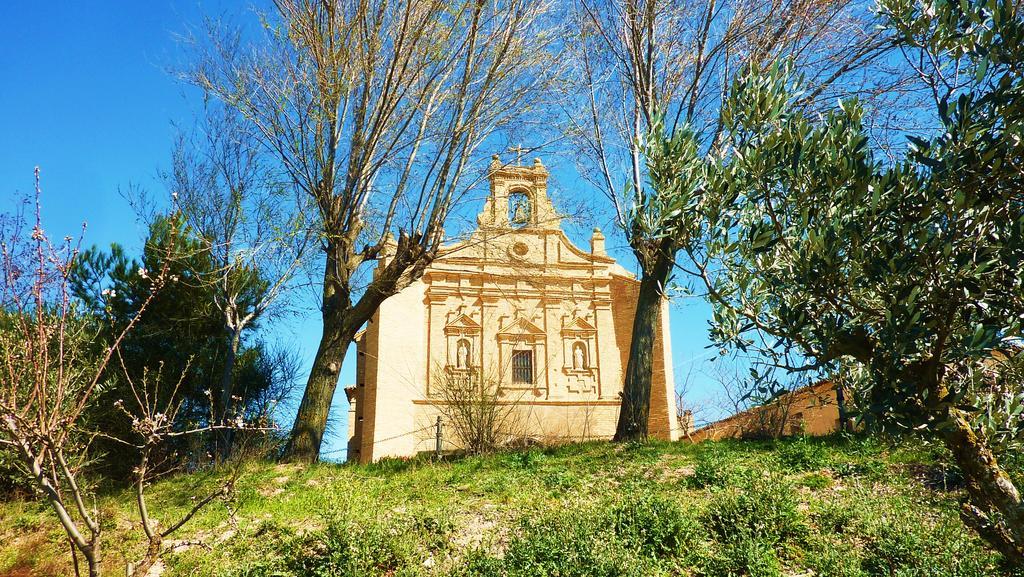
left=282, top=309, right=352, bottom=463
left=130, top=538, right=162, bottom=577
left=835, top=382, right=849, bottom=433
left=282, top=232, right=407, bottom=463
left=216, top=327, right=241, bottom=460
left=941, top=409, right=1024, bottom=568
left=85, top=543, right=99, bottom=577
left=614, top=253, right=672, bottom=442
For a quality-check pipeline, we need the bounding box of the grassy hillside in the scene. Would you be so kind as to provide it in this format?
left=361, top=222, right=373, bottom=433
left=3, top=435, right=1022, bottom=577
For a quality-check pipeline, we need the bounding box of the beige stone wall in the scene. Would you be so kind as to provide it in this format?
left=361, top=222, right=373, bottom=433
left=688, top=381, right=842, bottom=442
left=349, top=158, right=678, bottom=462
left=408, top=401, right=623, bottom=453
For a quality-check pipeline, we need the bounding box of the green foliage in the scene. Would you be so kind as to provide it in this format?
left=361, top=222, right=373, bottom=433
left=776, top=437, right=830, bottom=472
left=493, top=510, right=654, bottom=577
left=654, top=0, right=1024, bottom=562
left=609, top=491, right=700, bottom=559
left=689, top=447, right=743, bottom=488
left=858, top=510, right=997, bottom=577
left=5, top=436, right=1017, bottom=576
left=463, top=493, right=699, bottom=577
left=0, top=438, right=32, bottom=499
left=285, top=519, right=418, bottom=577
left=704, top=472, right=806, bottom=546
left=832, top=458, right=887, bottom=480
left=799, top=472, right=833, bottom=490
left=70, top=215, right=285, bottom=477
left=502, top=448, right=545, bottom=470
left=703, top=539, right=783, bottom=577
left=689, top=0, right=1024, bottom=447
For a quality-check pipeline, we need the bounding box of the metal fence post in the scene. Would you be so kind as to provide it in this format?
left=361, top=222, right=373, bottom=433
left=434, top=416, right=443, bottom=460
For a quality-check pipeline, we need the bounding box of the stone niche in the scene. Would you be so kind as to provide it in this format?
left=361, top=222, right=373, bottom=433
left=441, top=310, right=481, bottom=391
left=561, top=315, right=598, bottom=395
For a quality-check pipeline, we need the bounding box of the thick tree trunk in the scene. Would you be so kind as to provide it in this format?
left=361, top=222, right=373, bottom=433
left=614, top=253, right=672, bottom=442
left=941, top=409, right=1024, bottom=567
left=282, top=310, right=352, bottom=463
left=282, top=230, right=412, bottom=462
left=282, top=235, right=359, bottom=463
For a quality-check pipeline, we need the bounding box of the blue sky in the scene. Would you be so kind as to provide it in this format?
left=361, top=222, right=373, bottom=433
left=1, top=2, right=729, bottom=459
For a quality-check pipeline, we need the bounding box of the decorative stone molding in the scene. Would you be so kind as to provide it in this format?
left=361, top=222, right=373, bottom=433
left=477, top=155, right=561, bottom=230
left=443, top=311, right=481, bottom=374
left=496, top=314, right=547, bottom=395
left=560, top=314, right=598, bottom=394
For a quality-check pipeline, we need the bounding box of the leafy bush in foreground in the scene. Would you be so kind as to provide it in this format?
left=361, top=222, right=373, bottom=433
left=704, top=472, right=805, bottom=546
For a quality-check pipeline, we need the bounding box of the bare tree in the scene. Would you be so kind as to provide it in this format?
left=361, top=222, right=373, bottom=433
left=429, top=364, right=525, bottom=455
left=117, top=364, right=253, bottom=577
left=164, top=103, right=310, bottom=457
left=189, top=0, right=560, bottom=462
left=0, top=171, right=251, bottom=577
left=562, top=0, right=904, bottom=441
left=674, top=362, right=706, bottom=437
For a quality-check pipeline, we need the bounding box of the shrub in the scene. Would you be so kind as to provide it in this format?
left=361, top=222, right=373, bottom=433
left=777, top=437, right=829, bottom=472
left=608, top=492, right=701, bottom=559
left=688, top=448, right=740, bottom=489
left=704, top=473, right=806, bottom=546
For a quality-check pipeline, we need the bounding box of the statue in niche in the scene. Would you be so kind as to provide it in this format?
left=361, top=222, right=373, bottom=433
left=456, top=339, right=470, bottom=368
left=573, top=342, right=587, bottom=370
left=508, top=191, right=531, bottom=227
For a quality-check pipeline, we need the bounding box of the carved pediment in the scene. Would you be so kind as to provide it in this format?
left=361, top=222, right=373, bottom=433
left=444, top=313, right=481, bottom=336
left=497, top=316, right=545, bottom=341
left=561, top=316, right=596, bottom=336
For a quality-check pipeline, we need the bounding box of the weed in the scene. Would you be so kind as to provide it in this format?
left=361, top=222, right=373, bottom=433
left=704, top=473, right=806, bottom=546
left=702, top=539, right=783, bottom=577
left=832, top=459, right=886, bottom=479
left=799, top=472, right=832, bottom=490
left=688, top=447, right=741, bottom=489
left=608, top=492, right=701, bottom=559
left=777, top=436, right=830, bottom=472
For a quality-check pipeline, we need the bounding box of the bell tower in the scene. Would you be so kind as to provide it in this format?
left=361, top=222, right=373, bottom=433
left=476, top=154, right=561, bottom=231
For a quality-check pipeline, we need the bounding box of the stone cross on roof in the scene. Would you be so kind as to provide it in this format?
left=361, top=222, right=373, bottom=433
left=509, top=144, right=525, bottom=166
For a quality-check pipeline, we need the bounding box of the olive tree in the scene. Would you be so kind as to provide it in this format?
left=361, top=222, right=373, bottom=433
left=563, top=0, right=902, bottom=441
left=666, top=0, right=1024, bottom=563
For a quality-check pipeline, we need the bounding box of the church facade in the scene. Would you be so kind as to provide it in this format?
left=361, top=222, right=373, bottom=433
left=345, top=156, right=678, bottom=463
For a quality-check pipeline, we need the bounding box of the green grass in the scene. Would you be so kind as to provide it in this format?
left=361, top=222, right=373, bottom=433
left=2, top=434, right=1020, bottom=576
